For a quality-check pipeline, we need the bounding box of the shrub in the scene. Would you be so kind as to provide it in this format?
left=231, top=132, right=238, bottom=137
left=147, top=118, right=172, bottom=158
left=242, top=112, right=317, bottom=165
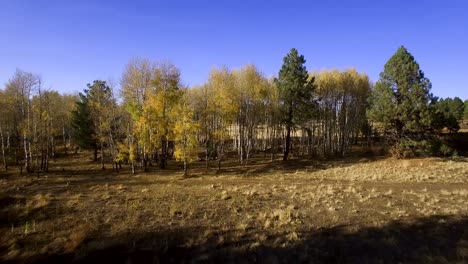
left=439, top=143, right=453, bottom=158
left=391, top=139, right=434, bottom=158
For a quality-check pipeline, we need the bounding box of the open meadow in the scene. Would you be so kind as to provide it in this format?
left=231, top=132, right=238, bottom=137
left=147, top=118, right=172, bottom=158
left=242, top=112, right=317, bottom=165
left=2, top=1, right=468, bottom=263
left=1, top=152, right=467, bottom=263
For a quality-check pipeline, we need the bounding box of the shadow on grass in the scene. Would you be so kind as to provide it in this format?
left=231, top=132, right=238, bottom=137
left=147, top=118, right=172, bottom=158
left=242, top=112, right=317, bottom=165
left=1, top=150, right=392, bottom=182
left=11, top=214, right=468, bottom=263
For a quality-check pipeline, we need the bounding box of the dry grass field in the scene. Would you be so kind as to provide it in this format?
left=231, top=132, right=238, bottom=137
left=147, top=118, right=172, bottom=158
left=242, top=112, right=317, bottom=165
left=1, top=152, right=467, bottom=263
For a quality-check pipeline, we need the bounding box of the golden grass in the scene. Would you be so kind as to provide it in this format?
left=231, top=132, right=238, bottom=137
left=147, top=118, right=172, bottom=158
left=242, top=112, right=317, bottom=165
left=26, top=193, right=52, bottom=209
left=0, top=155, right=467, bottom=262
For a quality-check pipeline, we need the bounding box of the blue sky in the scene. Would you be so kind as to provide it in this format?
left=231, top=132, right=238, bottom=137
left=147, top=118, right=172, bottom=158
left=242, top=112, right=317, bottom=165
left=1, top=0, right=467, bottom=99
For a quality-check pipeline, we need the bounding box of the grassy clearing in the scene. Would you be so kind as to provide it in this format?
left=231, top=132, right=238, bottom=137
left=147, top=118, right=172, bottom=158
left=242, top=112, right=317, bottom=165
left=0, top=153, right=467, bottom=263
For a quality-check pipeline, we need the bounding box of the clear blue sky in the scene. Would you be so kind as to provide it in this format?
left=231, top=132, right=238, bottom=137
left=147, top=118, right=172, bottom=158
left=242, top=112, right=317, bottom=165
left=1, top=0, right=467, bottom=99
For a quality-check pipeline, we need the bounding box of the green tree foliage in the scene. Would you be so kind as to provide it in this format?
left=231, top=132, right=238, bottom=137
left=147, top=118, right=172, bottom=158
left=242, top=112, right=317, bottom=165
left=433, top=97, right=462, bottom=132
left=71, top=93, right=96, bottom=159
left=276, top=48, right=316, bottom=160
left=87, top=80, right=116, bottom=169
left=3, top=50, right=465, bottom=175
left=367, top=46, right=436, bottom=158
left=449, top=97, right=465, bottom=122
left=94, top=81, right=120, bottom=169
left=71, top=80, right=116, bottom=168
left=464, top=100, right=468, bottom=121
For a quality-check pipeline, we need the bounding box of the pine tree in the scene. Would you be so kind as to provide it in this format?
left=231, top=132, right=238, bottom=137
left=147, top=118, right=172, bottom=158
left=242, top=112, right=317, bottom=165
left=71, top=93, right=97, bottom=160
left=449, top=97, right=465, bottom=122
left=433, top=98, right=461, bottom=133
left=276, top=48, right=315, bottom=160
left=368, top=46, right=436, bottom=157
left=464, top=100, right=468, bottom=121
left=87, top=80, right=116, bottom=169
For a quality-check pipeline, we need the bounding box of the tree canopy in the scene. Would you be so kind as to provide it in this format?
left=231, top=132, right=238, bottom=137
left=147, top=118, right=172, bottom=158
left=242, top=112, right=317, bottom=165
left=368, top=46, right=437, bottom=157
left=1, top=47, right=466, bottom=174
left=276, top=48, right=316, bottom=160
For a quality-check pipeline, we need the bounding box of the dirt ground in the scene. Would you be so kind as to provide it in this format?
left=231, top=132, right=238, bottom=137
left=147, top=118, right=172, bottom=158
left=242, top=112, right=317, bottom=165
left=1, top=153, right=467, bottom=263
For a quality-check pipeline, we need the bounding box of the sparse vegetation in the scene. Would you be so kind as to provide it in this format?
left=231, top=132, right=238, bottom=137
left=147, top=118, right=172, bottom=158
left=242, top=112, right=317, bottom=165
left=0, top=14, right=466, bottom=264
left=1, top=1, right=467, bottom=262
left=0, top=151, right=467, bottom=263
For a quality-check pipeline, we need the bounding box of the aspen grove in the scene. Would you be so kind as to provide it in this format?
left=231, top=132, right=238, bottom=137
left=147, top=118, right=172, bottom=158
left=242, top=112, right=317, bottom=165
left=0, top=47, right=464, bottom=175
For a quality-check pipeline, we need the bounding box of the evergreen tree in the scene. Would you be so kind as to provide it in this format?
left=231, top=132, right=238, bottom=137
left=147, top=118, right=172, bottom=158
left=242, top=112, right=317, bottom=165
left=464, top=100, right=468, bottom=121
left=276, top=48, right=315, bottom=161
left=86, top=80, right=115, bottom=169
left=449, top=97, right=465, bottom=122
left=433, top=98, right=461, bottom=132
left=71, top=93, right=97, bottom=160
left=368, top=46, right=436, bottom=157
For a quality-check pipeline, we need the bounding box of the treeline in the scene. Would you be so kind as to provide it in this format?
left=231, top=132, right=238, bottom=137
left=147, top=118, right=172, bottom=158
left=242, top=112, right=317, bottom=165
left=0, top=70, right=76, bottom=173
left=0, top=46, right=467, bottom=175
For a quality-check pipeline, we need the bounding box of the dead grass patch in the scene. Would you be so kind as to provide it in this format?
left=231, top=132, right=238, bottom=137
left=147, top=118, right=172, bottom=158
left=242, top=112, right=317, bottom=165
left=26, top=193, right=52, bottom=209
left=0, top=155, right=467, bottom=263
left=63, top=224, right=94, bottom=252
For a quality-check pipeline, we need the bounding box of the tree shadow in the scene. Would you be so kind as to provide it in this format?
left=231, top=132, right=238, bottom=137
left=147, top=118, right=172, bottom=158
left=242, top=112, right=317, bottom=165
left=444, top=132, right=468, bottom=156
left=11, top=214, right=468, bottom=263
left=1, top=150, right=392, bottom=182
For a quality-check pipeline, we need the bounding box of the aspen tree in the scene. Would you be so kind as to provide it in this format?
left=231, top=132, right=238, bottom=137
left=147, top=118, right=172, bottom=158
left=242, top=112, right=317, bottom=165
left=171, top=90, right=199, bottom=177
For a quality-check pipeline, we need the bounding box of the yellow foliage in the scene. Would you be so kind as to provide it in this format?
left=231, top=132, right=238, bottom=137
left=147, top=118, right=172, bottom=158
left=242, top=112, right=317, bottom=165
left=170, top=91, right=199, bottom=163
left=115, top=143, right=129, bottom=163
